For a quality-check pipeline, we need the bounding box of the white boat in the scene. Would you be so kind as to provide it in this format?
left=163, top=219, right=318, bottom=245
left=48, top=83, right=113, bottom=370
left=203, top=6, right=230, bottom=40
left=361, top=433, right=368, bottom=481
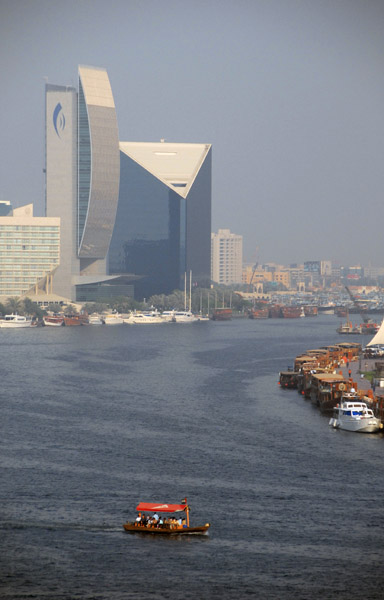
left=89, top=314, right=104, bottom=325
left=329, top=393, right=382, bottom=433
left=162, top=310, right=176, bottom=322
left=172, top=311, right=198, bottom=323
left=0, top=314, right=33, bottom=328
left=104, top=314, right=124, bottom=325
left=130, top=311, right=165, bottom=324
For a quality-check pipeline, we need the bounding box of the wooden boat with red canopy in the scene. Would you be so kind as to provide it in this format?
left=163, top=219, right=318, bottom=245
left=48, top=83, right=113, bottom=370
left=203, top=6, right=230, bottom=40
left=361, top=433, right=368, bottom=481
left=123, top=498, right=210, bottom=535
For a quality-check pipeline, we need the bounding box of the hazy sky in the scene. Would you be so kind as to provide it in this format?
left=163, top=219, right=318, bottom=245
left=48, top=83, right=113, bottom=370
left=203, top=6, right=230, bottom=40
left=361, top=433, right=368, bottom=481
left=1, top=0, right=384, bottom=266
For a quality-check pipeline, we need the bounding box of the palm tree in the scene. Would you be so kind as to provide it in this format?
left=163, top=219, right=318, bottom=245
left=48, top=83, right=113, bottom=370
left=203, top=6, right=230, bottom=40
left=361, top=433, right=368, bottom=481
left=5, top=297, right=22, bottom=315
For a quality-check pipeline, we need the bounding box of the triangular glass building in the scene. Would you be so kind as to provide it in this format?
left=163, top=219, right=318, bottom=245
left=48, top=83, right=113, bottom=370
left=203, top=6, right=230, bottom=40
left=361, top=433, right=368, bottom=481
left=109, top=141, right=212, bottom=299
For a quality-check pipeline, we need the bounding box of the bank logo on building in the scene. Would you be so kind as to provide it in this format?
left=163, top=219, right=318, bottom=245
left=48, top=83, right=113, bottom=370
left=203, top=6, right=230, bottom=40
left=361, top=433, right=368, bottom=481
left=53, top=102, right=66, bottom=138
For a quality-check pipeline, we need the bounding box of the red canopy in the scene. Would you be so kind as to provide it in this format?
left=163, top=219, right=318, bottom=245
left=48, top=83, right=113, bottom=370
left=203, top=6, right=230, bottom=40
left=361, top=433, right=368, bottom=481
left=136, top=502, right=187, bottom=513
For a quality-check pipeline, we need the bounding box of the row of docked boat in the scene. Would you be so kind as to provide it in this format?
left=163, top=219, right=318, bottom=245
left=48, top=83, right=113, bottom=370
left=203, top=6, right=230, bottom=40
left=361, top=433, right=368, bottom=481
left=279, top=342, right=383, bottom=433
left=0, top=309, right=218, bottom=329
left=249, top=304, right=318, bottom=319
left=40, top=310, right=210, bottom=327
left=102, top=310, right=208, bottom=325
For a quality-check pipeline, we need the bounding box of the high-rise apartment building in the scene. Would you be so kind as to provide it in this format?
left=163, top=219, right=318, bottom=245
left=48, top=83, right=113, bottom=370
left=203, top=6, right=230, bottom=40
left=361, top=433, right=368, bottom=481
left=211, top=229, right=243, bottom=285
left=0, top=204, right=60, bottom=299
left=46, top=65, right=212, bottom=301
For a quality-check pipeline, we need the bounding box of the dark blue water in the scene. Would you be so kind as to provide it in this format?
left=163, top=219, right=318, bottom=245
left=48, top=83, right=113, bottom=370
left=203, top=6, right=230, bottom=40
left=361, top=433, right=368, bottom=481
left=1, top=316, right=384, bottom=599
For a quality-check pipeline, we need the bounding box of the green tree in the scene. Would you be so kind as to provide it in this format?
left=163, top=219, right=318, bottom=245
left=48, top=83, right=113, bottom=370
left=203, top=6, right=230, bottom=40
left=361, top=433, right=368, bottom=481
left=23, top=297, right=44, bottom=319
left=147, top=294, right=167, bottom=310
left=46, top=303, right=63, bottom=314
left=5, top=297, right=23, bottom=314
left=64, top=304, right=78, bottom=315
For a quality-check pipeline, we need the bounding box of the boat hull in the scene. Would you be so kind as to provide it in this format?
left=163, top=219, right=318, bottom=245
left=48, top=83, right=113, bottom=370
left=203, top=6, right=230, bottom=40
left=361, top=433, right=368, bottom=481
left=211, top=308, right=232, bottom=321
left=0, top=314, right=33, bottom=328
left=43, top=317, right=64, bottom=327
left=64, top=315, right=89, bottom=326
left=123, top=522, right=210, bottom=535
left=329, top=417, right=381, bottom=433
left=104, top=315, right=124, bottom=325
left=0, top=322, right=32, bottom=328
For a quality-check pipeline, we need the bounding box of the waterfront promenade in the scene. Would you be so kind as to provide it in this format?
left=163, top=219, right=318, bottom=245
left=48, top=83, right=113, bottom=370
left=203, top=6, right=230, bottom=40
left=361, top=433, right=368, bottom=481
left=340, top=355, right=384, bottom=397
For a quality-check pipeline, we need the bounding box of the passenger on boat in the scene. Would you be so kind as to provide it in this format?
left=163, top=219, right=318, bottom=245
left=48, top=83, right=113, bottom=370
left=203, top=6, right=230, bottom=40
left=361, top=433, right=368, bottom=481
left=135, top=512, right=142, bottom=526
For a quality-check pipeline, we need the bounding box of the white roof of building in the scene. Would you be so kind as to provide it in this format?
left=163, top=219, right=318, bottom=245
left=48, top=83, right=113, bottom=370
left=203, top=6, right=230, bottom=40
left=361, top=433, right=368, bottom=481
left=0, top=203, right=59, bottom=226
left=119, top=141, right=211, bottom=198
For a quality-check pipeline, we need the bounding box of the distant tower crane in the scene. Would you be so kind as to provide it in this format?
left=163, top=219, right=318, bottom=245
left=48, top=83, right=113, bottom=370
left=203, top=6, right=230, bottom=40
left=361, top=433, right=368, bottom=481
left=248, top=247, right=259, bottom=293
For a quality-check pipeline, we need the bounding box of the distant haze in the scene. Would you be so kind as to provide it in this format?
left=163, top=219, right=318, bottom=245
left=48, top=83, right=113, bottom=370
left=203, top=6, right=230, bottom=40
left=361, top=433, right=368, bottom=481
left=1, top=0, right=384, bottom=266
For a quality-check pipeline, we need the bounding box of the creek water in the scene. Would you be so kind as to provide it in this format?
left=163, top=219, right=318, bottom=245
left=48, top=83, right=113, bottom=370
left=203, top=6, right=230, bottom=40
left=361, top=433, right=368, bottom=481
left=1, top=316, right=384, bottom=599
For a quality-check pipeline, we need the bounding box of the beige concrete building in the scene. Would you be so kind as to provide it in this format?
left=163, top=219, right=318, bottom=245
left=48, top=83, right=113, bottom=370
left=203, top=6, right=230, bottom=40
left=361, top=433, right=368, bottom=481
left=211, top=229, right=243, bottom=285
left=0, top=204, right=60, bottom=300
left=273, top=271, right=291, bottom=288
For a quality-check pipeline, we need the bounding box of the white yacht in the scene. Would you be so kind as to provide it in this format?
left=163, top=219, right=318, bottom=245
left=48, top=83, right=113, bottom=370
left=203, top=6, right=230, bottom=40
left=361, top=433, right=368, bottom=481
left=0, top=314, right=33, bottom=328
left=172, top=311, right=198, bottom=323
left=104, top=314, right=124, bottom=325
left=130, top=311, right=165, bottom=324
left=161, top=310, right=176, bottom=322
left=89, top=314, right=104, bottom=325
left=329, top=394, right=382, bottom=433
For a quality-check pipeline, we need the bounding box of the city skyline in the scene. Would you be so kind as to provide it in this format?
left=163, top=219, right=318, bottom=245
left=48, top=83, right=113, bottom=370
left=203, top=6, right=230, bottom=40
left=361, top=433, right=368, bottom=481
left=1, top=0, right=384, bottom=265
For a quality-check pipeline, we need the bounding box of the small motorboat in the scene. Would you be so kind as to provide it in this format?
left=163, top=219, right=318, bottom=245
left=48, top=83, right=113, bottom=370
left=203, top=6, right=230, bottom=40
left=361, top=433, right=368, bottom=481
left=123, top=498, right=210, bottom=535
left=329, top=393, right=382, bottom=433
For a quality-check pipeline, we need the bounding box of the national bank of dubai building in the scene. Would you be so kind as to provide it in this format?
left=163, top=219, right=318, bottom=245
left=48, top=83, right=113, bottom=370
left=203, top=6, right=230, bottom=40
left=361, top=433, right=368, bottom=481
left=45, top=65, right=211, bottom=302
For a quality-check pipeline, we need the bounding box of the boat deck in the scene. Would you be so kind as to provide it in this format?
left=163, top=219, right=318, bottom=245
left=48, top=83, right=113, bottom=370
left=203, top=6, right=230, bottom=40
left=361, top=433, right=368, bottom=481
left=123, top=522, right=210, bottom=535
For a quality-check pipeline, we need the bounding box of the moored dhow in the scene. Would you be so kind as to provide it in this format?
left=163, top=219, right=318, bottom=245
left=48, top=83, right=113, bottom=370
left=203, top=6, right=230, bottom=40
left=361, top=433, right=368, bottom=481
left=212, top=308, right=232, bottom=321
left=63, top=314, right=89, bottom=326
left=43, top=315, right=64, bottom=327
left=280, top=306, right=302, bottom=318
left=249, top=307, right=269, bottom=319
left=310, top=372, right=351, bottom=412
